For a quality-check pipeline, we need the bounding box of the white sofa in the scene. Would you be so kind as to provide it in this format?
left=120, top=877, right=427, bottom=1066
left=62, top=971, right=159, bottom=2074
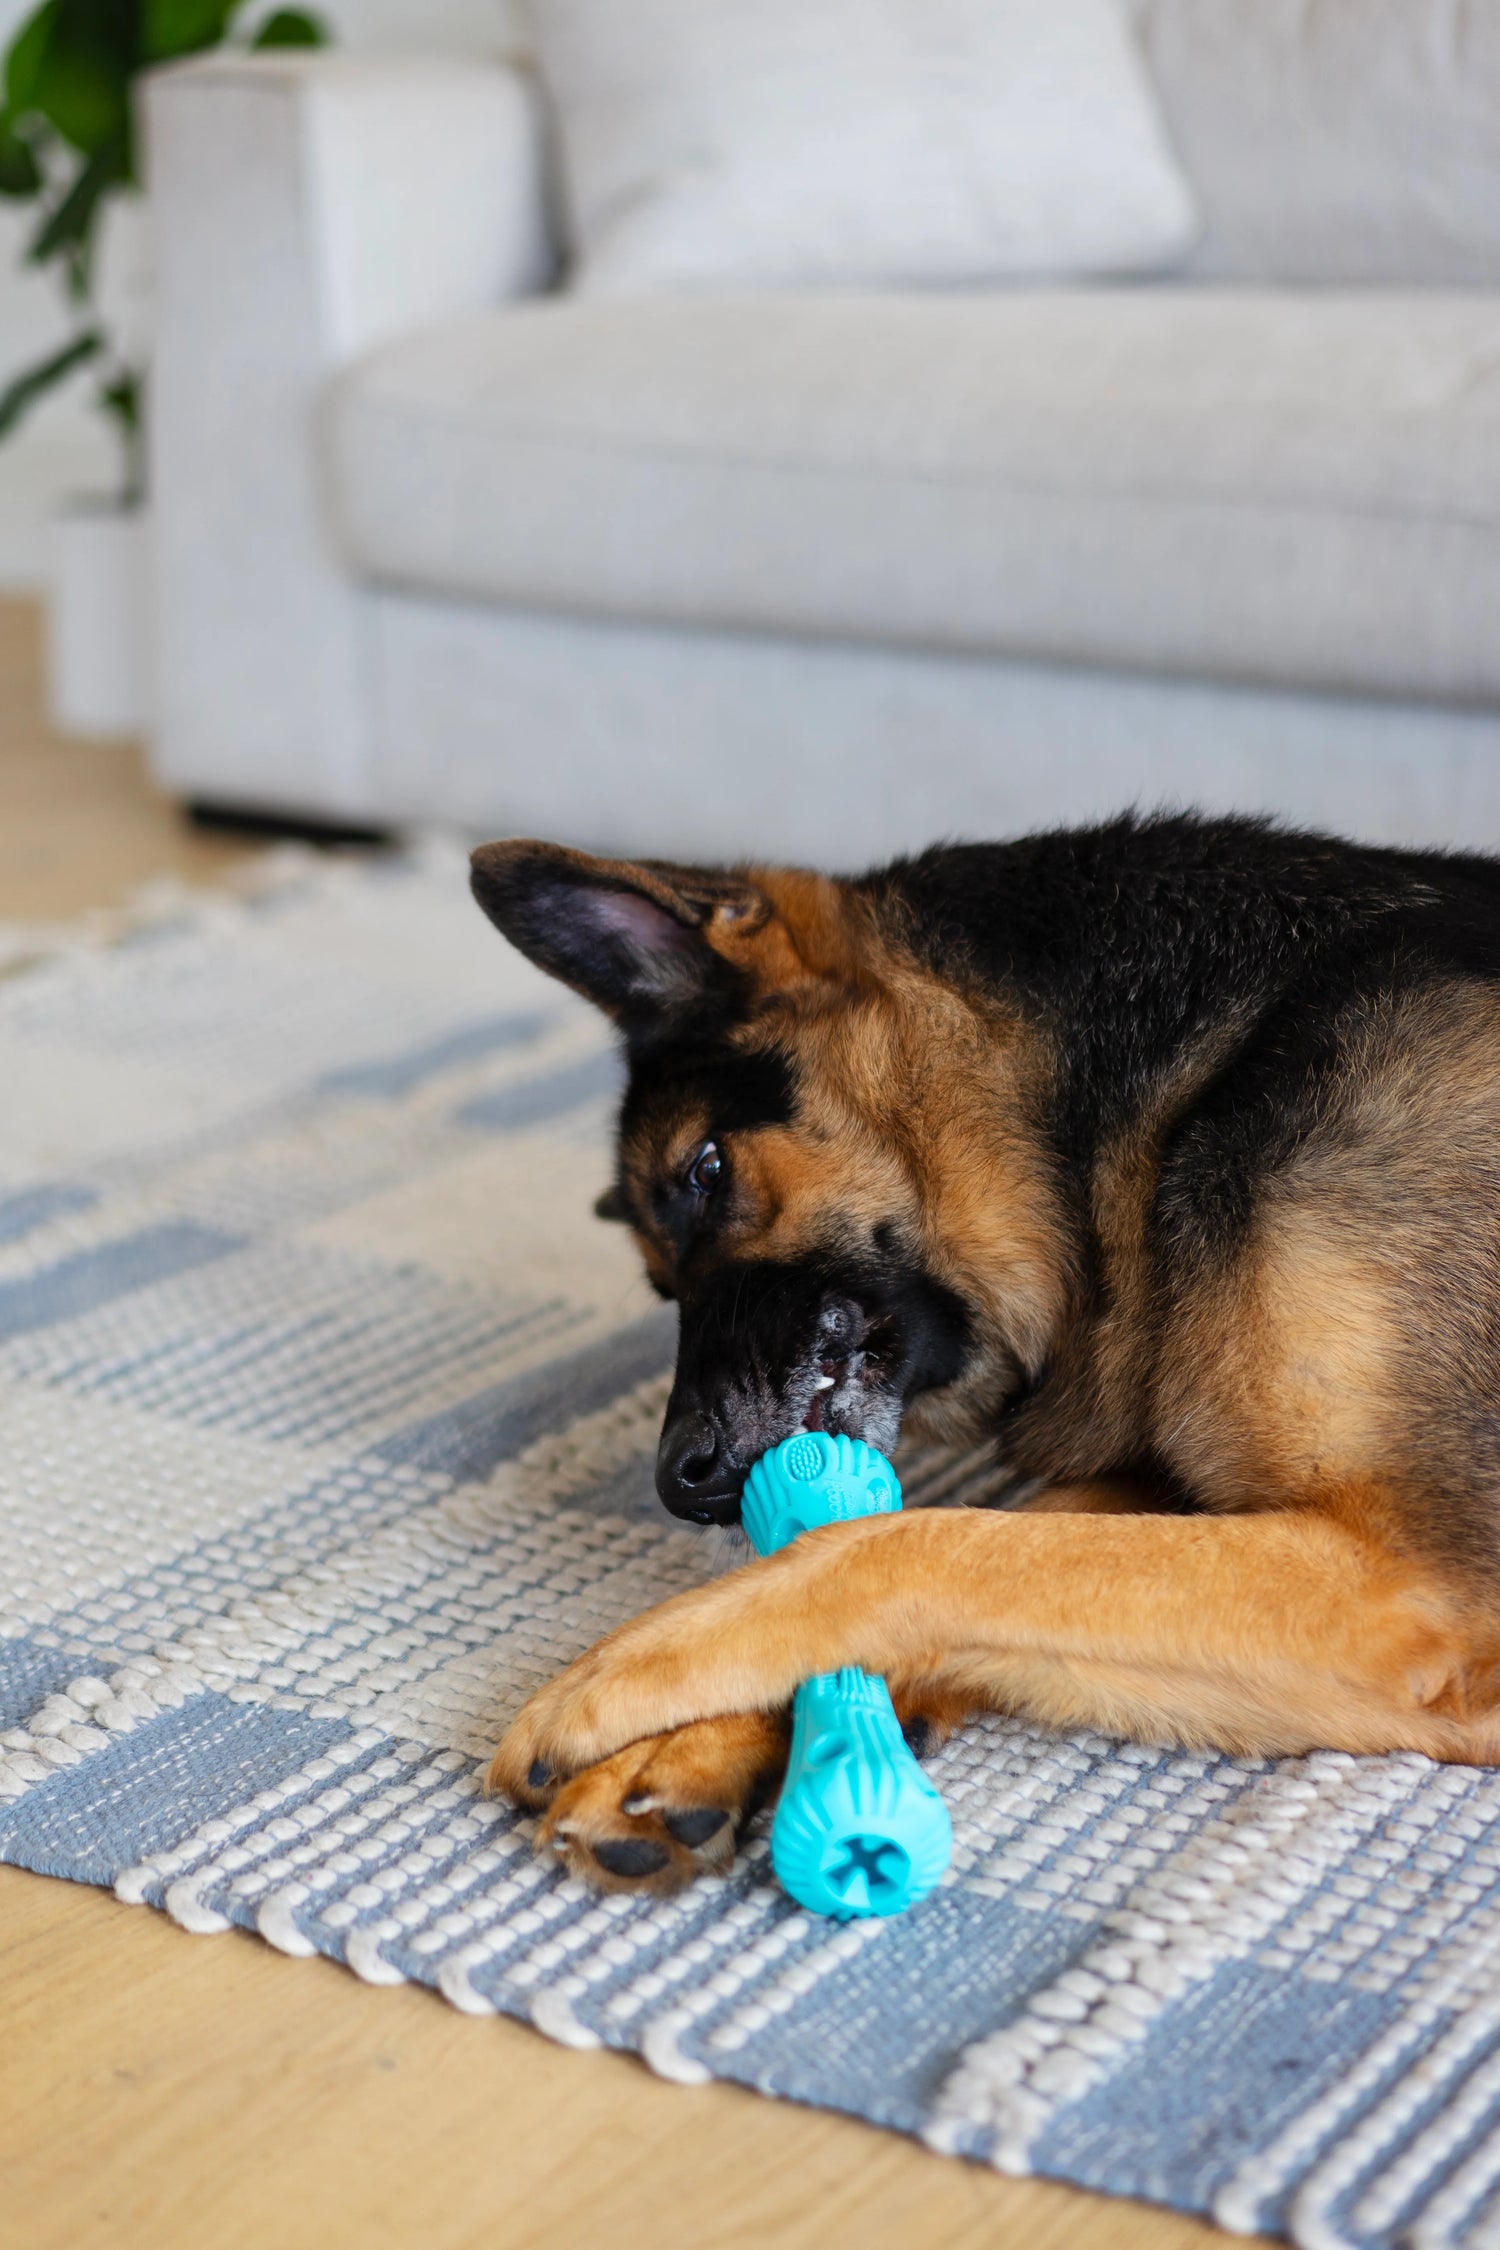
left=143, top=8, right=1500, bottom=864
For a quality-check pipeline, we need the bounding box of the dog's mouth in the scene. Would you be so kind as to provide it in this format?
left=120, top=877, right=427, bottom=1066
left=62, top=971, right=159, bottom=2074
left=659, top=1267, right=971, bottom=1523
left=792, top=1316, right=904, bottom=1454
left=658, top=1342, right=902, bottom=1526
left=802, top=1373, right=835, bottom=1433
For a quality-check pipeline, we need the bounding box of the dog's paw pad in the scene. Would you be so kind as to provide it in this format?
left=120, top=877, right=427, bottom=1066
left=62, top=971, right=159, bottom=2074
left=527, top=1759, right=554, bottom=1792
left=662, top=1806, right=729, bottom=1848
left=533, top=1713, right=791, bottom=1893
left=590, top=1836, right=671, bottom=1880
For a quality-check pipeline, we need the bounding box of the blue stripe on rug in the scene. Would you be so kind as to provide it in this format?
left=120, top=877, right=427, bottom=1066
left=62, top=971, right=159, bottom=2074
left=0, top=1220, right=243, bottom=1341
left=375, top=1307, right=675, bottom=1482
left=0, top=1637, right=88, bottom=1732
left=708, top=1885, right=1090, bottom=2132
left=454, top=1049, right=623, bottom=1133
left=0, top=1695, right=352, bottom=1885
left=1033, top=1958, right=1407, bottom=2223
left=0, top=1182, right=97, bottom=1244
left=319, top=1010, right=553, bottom=1098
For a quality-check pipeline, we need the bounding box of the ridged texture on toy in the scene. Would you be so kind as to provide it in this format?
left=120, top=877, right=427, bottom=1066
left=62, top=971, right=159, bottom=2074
left=740, top=1431, right=902, bottom=1557
left=771, top=1668, right=953, bottom=1919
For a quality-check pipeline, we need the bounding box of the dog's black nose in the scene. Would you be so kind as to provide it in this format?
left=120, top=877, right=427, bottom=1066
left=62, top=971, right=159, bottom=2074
left=656, top=1410, right=742, bottom=1524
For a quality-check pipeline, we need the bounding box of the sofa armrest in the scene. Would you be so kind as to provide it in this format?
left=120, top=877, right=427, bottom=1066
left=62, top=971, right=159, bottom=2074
left=146, top=50, right=555, bottom=360
left=142, top=51, right=553, bottom=821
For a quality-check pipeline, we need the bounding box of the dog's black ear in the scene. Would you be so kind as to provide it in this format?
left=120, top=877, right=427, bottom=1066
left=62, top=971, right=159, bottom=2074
left=470, top=840, right=767, bottom=1035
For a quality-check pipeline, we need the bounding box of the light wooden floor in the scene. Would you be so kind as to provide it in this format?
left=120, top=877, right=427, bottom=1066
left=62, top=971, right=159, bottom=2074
left=0, top=598, right=1256, bottom=2250
left=0, top=600, right=251, bottom=922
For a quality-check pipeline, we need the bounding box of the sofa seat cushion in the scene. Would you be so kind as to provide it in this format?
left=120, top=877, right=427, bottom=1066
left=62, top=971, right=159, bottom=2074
left=322, top=292, right=1500, bottom=704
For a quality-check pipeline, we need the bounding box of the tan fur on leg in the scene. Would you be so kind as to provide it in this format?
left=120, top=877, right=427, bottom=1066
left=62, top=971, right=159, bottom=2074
left=491, top=1495, right=1500, bottom=1810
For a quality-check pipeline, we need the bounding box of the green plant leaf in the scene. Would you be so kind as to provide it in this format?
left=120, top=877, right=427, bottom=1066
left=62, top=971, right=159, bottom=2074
left=251, top=9, right=326, bottom=48
left=27, top=133, right=123, bottom=278
left=29, top=38, right=130, bottom=157
left=0, top=326, right=101, bottom=440
left=0, top=111, right=44, bottom=196
left=98, top=362, right=142, bottom=501
left=144, top=0, right=237, bottom=62
left=4, top=1, right=61, bottom=119
left=52, top=0, right=138, bottom=72
left=98, top=364, right=137, bottom=432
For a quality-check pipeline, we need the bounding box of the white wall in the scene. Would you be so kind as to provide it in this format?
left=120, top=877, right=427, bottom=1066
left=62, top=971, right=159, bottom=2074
left=319, top=0, right=520, bottom=51
left=0, top=0, right=522, bottom=586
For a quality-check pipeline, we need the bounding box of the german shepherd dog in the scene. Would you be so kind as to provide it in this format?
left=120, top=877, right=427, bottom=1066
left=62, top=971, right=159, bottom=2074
left=470, top=812, right=1500, bottom=1895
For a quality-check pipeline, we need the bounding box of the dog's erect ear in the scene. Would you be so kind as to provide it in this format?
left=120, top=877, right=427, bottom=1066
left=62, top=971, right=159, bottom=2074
left=469, top=840, right=771, bottom=1033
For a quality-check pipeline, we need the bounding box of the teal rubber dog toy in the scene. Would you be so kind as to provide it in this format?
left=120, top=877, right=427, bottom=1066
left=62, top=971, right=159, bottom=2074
left=740, top=1431, right=952, bottom=1919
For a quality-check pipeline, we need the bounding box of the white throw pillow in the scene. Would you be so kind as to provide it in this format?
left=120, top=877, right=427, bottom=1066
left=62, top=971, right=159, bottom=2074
left=525, top=0, right=1199, bottom=293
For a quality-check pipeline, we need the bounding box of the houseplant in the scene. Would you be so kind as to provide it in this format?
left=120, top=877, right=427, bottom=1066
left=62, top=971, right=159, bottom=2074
left=0, top=0, right=325, bottom=732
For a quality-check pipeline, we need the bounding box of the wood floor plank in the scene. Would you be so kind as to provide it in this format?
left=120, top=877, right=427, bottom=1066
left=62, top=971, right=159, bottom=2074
left=0, top=596, right=1261, bottom=2249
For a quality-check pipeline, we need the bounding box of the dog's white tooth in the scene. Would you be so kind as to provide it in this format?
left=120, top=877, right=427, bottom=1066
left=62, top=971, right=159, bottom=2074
left=811, top=1374, right=835, bottom=1391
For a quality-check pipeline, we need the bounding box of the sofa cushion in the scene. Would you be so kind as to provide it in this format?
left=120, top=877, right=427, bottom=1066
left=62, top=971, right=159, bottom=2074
left=323, top=293, right=1500, bottom=705
left=525, top=0, right=1197, bottom=293
left=1135, top=0, right=1500, bottom=288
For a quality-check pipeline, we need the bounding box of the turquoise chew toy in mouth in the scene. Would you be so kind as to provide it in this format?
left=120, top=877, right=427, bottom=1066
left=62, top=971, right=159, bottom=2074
left=740, top=1431, right=952, bottom=1919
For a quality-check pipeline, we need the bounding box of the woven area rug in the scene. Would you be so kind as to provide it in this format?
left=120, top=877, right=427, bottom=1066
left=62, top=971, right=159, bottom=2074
left=8, top=846, right=1500, bottom=2249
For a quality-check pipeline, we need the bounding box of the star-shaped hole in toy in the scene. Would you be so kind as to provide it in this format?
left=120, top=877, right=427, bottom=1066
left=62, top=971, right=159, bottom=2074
left=828, top=1833, right=908, bottom=1900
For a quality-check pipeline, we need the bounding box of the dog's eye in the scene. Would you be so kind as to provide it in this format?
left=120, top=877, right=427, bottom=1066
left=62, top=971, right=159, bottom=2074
left=686, top=1140, right=723, bottom=1196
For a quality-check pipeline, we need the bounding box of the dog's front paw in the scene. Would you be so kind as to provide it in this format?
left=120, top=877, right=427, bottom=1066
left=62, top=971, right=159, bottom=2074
left=530, top=1712, right=790, bottom=1893
left=487, top=1640, right=660, bottom=1808
left=487, top=1575, right=775, bottom=1803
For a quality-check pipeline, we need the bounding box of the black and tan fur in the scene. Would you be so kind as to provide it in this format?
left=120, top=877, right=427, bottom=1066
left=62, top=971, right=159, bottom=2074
left=469, top=814, right=1500, bottom=1894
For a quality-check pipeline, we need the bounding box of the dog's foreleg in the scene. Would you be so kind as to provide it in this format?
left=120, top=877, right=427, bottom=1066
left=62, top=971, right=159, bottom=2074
left=491, top=1496, right=1500, bottom=1798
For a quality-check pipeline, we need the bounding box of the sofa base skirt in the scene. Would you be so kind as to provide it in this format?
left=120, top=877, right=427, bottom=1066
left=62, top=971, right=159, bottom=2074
left=362, top=592, right=1500, bottom=862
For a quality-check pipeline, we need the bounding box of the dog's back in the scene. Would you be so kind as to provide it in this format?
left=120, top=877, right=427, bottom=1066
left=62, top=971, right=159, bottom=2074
left=866, top=815, right=1500, bottom=1581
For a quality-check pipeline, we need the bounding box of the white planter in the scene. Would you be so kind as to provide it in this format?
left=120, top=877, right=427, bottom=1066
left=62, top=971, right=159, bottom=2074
left=47, top=501, right=150, bottom=738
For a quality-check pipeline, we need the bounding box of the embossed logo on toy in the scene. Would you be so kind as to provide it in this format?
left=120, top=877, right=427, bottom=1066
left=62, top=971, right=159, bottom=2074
left=741, top=1430, right=901, bottom=1555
